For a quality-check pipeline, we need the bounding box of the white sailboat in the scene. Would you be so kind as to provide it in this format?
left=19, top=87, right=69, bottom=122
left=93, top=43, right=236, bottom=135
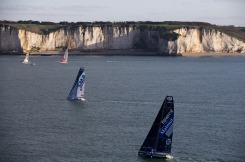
left=60, top=48, right=68, bottom=63
left=67, top=67, right=86, bottom=101
left=22, top=54, right=30, bottom=64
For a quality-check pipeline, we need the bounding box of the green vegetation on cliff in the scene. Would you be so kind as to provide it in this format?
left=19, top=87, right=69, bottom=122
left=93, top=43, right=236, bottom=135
left=0, top=20, right=244, bottom=42
left=213, top=26, right=245, bottom=42
left=0, top=21, right=66, bottom=34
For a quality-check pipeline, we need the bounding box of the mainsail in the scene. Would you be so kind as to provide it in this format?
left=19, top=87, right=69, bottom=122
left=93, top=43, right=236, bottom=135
left=67, top=67, right=85, bottom=100
left=138, top=96, right=174, bottom=159
left=22, top=54, right=29, bottom=64
left=60, top=48, right=68, bottom=63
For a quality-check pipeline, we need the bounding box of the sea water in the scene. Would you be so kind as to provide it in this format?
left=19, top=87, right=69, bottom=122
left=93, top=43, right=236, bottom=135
left=0, top=55, right=244, bottom=162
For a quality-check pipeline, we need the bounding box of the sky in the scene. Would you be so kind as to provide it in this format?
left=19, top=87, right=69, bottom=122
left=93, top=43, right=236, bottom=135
left=0, top=0, right=245, bottom=26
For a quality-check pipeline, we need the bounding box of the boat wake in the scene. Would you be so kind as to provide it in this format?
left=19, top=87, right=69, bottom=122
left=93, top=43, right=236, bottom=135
left=106, top=60, right=121, bottom=63
left=87, top=99, right=157, bottom=105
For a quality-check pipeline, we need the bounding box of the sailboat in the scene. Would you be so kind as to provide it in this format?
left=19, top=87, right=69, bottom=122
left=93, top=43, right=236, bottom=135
left=60, top=48, right=68, bottom=63
left=67, top=67, right=86, bottom=101
left=138, top=96, right=174, bottom=159
left=22, top=54, right=30, bottom=64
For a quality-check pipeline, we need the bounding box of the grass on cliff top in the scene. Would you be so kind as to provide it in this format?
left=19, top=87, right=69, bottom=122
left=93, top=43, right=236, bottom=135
left=1, top=21, right=245, bottom=42
left=2, top=23, right=66, bottom=35
left=213, top=26, right=245, bottom=42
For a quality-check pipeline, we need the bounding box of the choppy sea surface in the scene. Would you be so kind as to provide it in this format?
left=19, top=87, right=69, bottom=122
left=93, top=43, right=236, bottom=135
left=0, top=55, right=244, bottom=162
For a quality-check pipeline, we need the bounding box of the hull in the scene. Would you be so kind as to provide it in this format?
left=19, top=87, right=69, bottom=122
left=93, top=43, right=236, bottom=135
left=138, top=151, right=173, bottom=159
left=22, top=61, right=29, bottom=64
left=79, top=98, right=85, bottom=101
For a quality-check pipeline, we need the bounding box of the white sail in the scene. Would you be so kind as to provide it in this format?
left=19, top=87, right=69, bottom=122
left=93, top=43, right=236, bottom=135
left=60, top=48, right=68, bottom=63
left=22, top=54, right=29, bottom=64
left=76, top=71, right=85, bottom=100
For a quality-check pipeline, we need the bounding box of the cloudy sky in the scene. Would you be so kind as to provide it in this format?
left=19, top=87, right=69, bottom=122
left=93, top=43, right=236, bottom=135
left=0, top=0, right=244, bottom=26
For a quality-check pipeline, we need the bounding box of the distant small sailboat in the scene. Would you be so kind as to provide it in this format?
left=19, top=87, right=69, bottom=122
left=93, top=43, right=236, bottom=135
left=138, top=96, right=174, bottom=159
left=22, top=54, right=30, bottom=64
left=60, top=48, right=68, bottom=63
left=67, top=67, right=86, bottom=101
left=31, top=62, right=37, bottom=66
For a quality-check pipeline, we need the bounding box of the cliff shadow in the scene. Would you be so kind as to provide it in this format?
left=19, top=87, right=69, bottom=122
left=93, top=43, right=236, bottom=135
left=0, top=26, right=23, bottom=54
left=67, top=26, right=161, bottom=55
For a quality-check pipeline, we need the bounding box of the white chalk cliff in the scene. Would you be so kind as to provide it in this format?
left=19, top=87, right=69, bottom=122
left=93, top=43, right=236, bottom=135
left=0, top=26, right=244, bottom=54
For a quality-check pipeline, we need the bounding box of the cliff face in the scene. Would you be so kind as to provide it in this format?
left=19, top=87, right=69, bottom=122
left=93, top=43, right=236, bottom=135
left=0, top=26, right=244, bottom=54
left=164, top=28, right=245, bottom=54
left=0, top=26, right=22, bottom=53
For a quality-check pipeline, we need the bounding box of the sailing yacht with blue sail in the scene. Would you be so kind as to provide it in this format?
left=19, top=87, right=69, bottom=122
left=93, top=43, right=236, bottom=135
left=138, top=96, right=174, bottom=159
left=67, top=67, right=85, bottom=101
